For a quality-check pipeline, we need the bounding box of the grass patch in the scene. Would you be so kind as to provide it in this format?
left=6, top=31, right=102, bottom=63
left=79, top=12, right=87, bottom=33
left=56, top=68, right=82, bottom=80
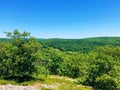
left=43, top=76, right=72, bottom=85
left=0, top=79, right=16, bottom=85
left=59, top=84, right=93, bottom=90
left=38, top=75, right=93, bottom=90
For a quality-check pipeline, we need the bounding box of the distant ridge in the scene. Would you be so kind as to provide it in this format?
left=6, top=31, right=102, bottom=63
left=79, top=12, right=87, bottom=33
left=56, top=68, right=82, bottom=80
left=39, top=37, right=120, bottom=53
left=1, top=37, right=120, bottom=53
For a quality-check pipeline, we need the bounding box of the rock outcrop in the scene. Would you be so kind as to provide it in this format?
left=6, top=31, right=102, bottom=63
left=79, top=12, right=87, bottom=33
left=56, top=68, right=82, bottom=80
left=0, top=85, right=36, bottom=90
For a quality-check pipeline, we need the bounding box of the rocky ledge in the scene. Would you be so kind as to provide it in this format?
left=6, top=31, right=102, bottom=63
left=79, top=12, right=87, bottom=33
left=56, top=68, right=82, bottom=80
left=0, top=85, right=37, bottom=90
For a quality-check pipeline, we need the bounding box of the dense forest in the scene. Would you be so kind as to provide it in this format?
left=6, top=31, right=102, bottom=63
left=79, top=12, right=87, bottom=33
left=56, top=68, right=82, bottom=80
left=0, top=30, right=120, bottom=90
left=40, top=37, right=120, bottom=53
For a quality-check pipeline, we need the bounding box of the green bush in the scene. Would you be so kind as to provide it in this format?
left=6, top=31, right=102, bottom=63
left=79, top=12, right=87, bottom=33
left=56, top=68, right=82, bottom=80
left=95, top=74, right=117, bottom=90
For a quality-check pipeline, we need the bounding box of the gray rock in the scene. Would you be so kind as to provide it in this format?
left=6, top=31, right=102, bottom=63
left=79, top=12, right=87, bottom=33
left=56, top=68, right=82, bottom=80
left=0, top=85, right=36, bottom=90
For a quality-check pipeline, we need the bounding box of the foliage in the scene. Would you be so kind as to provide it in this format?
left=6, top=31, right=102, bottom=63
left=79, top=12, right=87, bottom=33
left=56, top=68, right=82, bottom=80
left=0, top=30, right=120, bottom=89
left=95, top=74, right=117, bottom=90
left=0, top=30, right=41, bottom=82
left=83, top=46, right=120, bottom=89
left=40, top=37, right=120, bottom=53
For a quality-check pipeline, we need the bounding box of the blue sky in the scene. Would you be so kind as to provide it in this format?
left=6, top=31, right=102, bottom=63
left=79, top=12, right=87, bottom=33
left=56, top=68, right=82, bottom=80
left=0, top=0, right=120, bottom=38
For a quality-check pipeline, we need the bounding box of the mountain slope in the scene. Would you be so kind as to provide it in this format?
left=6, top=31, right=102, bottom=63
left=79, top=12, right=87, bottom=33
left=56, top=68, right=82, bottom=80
left=40, top=37, right=120, bottom=53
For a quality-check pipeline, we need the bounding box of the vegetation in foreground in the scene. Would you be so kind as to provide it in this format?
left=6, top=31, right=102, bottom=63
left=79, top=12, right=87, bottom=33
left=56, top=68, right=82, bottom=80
left=0, top=30, right=120, bottom=90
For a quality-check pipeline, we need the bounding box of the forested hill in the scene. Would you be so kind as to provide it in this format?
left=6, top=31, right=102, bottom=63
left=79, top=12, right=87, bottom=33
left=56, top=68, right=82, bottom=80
left=40, top=37, right=120, bottom=53
left=0, top=37, right=120, bottom=53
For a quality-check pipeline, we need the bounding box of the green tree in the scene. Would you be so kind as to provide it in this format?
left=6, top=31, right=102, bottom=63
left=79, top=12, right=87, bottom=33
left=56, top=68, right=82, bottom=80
left=95, top=74, right=117, bottom=90
left=44, top=48, right=66, bottom=75
left=0, top=30, right=41, bottom=81
left=84, top=46, right=120, bottom=89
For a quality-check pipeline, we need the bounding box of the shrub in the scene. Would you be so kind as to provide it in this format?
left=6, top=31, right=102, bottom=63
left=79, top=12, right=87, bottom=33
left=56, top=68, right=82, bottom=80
left=95, top=74, right=117, bottom=90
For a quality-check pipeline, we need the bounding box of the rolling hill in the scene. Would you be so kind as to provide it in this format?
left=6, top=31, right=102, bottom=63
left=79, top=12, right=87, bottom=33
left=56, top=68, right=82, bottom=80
left=40, top=37, right=120, bottom=53
left=0, top=37, right=120, bottom=53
